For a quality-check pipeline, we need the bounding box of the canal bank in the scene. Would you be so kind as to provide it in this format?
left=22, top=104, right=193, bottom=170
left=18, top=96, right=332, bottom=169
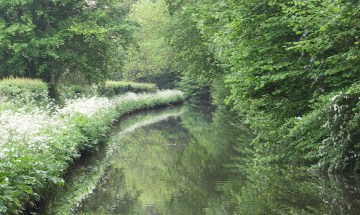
left=35, top=103, right=360, bottom=214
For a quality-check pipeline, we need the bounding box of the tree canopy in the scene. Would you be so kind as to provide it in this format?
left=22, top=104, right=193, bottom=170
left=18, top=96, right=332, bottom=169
left=164, top=0, right=360, bottom=172
left=123, top=0, right=173, bottom=82
left=0, top=0, right=135, bottom=97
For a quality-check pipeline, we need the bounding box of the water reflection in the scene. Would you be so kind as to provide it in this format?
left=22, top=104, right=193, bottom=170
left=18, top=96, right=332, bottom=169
left=75, top=104, right=248, bottom=215
left=224, top=164, right=360, bottom=214
left=41, top=104, right=360, bottom=214
left=36, top=106, right=184, bottom=214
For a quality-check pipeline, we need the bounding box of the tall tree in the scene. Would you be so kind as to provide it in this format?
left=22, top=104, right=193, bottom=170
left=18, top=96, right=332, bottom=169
left=166, top=0, right=360, bottom=171
left=165, top=0, right=222, bottom=99
left=0, top=0, right=134, bottom=98
left=123, top=0, right=174, bottom=85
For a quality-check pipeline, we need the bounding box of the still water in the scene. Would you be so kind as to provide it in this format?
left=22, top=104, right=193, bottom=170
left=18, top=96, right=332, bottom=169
left=40, top=104, right=360, bottom=214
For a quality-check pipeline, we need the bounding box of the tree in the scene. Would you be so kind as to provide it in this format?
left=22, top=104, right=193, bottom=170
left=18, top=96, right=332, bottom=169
left=0, top=0, right=134, bottom=99
left=122, top=0, right=175, bottom=86
left=280, top=0, right=360, bottom=171
left=164, top=0, right=222, bottom=100
left=166, top=0, right=360, bottom=171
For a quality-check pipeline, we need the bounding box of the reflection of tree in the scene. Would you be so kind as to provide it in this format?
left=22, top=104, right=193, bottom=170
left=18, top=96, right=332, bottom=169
left=36, top=107, right=183, bottom=214
left=220, top=162, right=360, bottom=215
left=79, top=104, right=253, bottom=214
left=77, top=168, right=140, bottom=215
left=75, top=104, right=360, bottom=215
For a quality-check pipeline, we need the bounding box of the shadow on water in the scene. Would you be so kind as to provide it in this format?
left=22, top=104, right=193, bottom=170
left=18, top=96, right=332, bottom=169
left=35, top=103, right=360, bottom=215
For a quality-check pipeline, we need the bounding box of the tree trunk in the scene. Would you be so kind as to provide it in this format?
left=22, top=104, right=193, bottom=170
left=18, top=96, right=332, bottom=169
left=47, top=69, right=63, bottom=105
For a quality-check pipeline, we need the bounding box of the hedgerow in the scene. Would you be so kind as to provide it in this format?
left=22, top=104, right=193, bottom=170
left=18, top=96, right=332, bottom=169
left=98, top=81, right=158, bottom=97
left=0, top=78, right=50, bottom=110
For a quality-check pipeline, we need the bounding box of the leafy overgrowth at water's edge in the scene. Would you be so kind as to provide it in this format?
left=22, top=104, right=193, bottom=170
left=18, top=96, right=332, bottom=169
left=0, top=90, right=184, bottom=214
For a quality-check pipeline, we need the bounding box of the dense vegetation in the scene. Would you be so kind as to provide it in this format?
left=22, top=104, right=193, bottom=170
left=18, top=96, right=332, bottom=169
left=0, top=0, right=137, bottom=99
left=164, top=0, right=360, bottom=172
left=123, top=0, right=172, bottom=81
left=1, top=1, right=359, bottom=212
left=0, top=78, right=184, bottom=214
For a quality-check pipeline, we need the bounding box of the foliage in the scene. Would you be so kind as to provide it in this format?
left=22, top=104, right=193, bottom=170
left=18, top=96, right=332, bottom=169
left=59, top=81, right=158, bottom=100
left=98, top=81, right=158, bottom=97
left=0, top=107, right=85, bottom=214
left=166, top=0, right=360, bottom=172
left=59, top=84, right=98, bottom=100
left=284, top=86, right=360, bottom=172
left=0, top=0, right=135, bottom=99
left=136, top=69, right=179, bottom=90
left=0, top=90, right=184, bottom=214
left=165, top=0, right=223, bottom=102
left=176, top=75, right=211, bottom=101
left=123, top=0, right=175, bottom=83
left=0, top=77, right=50, bottom=109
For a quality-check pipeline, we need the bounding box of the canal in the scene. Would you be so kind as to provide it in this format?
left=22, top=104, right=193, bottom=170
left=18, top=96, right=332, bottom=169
left=38, top=104, right=360, bottom=214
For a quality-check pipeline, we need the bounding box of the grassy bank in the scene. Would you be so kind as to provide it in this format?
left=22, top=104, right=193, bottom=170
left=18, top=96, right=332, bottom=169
left=38, top=106, right=184, bottom=214
left=0, top=90, right=184, bottom=214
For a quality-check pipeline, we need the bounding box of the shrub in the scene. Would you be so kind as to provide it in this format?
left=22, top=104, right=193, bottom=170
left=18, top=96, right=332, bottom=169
left=0, top=78, right=49, bottom=107
left=59, top=84, right=98, bottom=99
left=261, top=82, right=360, bottom=173
left=98, top=81, right=158, bottom=97
left=176, top=75, right=211, bottom=101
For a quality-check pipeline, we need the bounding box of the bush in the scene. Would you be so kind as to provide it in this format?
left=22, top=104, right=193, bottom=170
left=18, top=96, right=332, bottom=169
left=176, top=75, right=211, bottom=102
left=59, top=84, right=98, bottom=99
left=252, top=81, right=360, bottom=173
left=288, top=84, right=360, bottom=172
left=98, top=81, right=158, bottom=97
left=0, top=78, right=49, bottom=107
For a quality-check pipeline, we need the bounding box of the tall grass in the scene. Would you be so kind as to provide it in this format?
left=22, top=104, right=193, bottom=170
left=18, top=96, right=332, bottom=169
left=0, top=90, right=184, bottom=214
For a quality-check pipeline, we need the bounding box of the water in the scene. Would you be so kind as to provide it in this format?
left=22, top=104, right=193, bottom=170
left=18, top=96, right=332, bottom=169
left=39, top=104, right=360, bottom=215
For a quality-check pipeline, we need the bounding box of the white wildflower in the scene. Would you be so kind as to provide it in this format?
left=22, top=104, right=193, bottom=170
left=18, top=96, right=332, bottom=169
left=56, top=97, right=115, bottom=118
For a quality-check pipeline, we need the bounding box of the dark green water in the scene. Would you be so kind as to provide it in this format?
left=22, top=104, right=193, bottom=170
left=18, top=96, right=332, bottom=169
left=40, top=104, right=360, bottom=215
